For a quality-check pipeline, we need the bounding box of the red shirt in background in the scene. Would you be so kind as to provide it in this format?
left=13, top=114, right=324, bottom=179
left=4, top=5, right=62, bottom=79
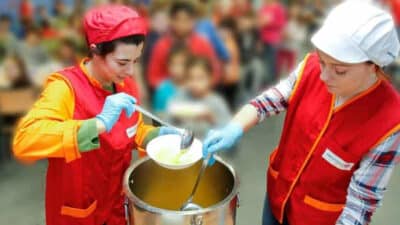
left=389, top=0, right=400, bottom=25
left=19, top=0, right=34, bottom=21
left=147, top=33, right=221, bottom=89
left=259, top=2, right=287, bottom=45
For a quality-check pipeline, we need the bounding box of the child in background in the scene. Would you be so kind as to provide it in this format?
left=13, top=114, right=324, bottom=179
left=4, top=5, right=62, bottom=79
left=142, top=0, right=170, bottom=82
left=277, top=3, right=307, bottom=78
left=152, top=43, right=189, bottom=114
left=217, top=17, right=240, bottom=110
left=167, top=56, right=231, bottom=138
left=196, top=0, right=230, bottom=63
left=147, top=1, right=220, bottom=90
left=0, top=54, right=31, bottom=89
left=18, top=26, right=49, bottom=80
left=0, top=15, right=19, bottom=62
left=237, top=10, right=264, bottom=102
left=258, top=0, right=287, bottom=85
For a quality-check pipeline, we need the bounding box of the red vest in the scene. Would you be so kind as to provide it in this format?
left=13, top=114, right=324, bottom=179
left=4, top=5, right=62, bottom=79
left=45, top=65, right=140, bottom=225
left=268, top=53, right=400, bottom=225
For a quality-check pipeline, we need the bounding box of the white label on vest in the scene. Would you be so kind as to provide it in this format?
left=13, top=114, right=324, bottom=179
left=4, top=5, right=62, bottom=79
left=322, top=149, right=354, bottom=171
left=126, top=124, right=138, bottom=138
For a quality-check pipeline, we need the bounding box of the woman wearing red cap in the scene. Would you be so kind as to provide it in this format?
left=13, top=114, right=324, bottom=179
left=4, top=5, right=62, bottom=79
left=13, top=5, right=178, bottom=225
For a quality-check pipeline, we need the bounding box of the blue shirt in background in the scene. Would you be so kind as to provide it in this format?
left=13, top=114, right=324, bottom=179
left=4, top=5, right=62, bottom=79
left=196, top=19, right=230, bottom=62
left=152, top=79, right=178, bottom=113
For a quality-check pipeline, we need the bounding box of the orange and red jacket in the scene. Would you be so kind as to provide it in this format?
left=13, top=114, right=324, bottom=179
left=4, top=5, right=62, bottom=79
left=13, top=59, right=155, bottom=225
left=268, top=53, right=400, bottom=225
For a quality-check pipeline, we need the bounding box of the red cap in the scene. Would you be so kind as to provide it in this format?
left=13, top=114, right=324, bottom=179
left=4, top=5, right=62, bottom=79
left=83, top=4, right=147, bottom=45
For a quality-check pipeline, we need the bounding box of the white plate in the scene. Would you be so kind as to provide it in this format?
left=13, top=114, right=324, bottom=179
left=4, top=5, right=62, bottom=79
left=168, top=102, right=208, bottom=118
left=147, top=134, right=203, bottom=170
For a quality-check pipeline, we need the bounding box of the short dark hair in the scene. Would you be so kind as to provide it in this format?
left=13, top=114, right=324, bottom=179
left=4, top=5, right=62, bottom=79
left=60, top=37, right=77, bottom=49
left=186, top=56, right=212, bottom=76
left=25, top=25, right=41, bottom=36
left=219, top=17, right=237, bottom=32
left=169, top=1, right=197, bottom=18
left=167, top=42, right=190, bottom=63
left=6, top=53, right=31, bottom=88
left=90, top=34, right=145, bottom=57
left=0, top=14, right=11, bottom=23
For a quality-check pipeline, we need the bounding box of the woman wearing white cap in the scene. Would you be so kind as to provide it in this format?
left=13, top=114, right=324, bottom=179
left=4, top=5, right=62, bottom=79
left=202, top=1, right=400, bottom=225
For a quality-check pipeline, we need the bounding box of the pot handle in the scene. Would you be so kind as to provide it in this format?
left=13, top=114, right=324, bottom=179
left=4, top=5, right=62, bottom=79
left=124, top=197, right=131, bottom=225
left=191, top=215, right=203, bottom=225
left=237, top=192, right=240, bottom=208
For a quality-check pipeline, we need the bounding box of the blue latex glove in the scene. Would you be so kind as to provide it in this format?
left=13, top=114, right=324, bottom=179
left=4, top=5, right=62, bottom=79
left=96, top=93, right=136, bottom=132
left=158, top=126, right=182, bottom=136
left=202, top=122, right=243, bottom=166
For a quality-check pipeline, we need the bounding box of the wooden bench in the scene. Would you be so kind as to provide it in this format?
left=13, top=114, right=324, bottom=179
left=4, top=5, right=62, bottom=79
left=0, top=88, right=38, bottom=161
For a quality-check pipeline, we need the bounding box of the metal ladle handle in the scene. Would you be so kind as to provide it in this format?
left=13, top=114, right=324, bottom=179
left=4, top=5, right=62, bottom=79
left=135, top=105, right=180, bottom=131
left=185, top=154, right=211, bottom=203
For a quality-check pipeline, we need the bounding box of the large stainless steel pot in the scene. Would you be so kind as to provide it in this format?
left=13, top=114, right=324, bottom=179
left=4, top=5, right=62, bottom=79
left=123, top=156, right=239, bottom=225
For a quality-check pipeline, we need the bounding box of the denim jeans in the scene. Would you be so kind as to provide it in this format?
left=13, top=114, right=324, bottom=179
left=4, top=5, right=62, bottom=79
left=262, top=196, right=289, bottom=225
left=262, top=43, right=278, bottom=86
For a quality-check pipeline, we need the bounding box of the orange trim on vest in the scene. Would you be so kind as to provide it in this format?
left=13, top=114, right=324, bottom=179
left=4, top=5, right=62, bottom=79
left=334, top=78, right=383, bottom=114
left=288, top=54, right=310, bottom=103
left=371, top=123, right=400, bottom=150
left=269, top=149, right=279, bottom=179
left=270, top=148, right=278, bottom=162
left=136, top=147, right=147, bottom=158
left=278, top=96, right=335, bottom=223
left=61, top=200, right=97, bottom=218
left=303, top=195, right=344, bottom=212
left=377, top=67, right=390, bottom=82
left=79, top=58, right=110, bottom=89
left=269, top=166, right=279, bottom=179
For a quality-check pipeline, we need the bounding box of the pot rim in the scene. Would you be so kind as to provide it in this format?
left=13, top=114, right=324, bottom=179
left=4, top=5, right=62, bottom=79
left=122, top=155, right=239, bottom=216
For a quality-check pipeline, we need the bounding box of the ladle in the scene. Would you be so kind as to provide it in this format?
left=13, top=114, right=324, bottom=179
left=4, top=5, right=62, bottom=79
left=180, top=154, right=211, bottom=211
left=135, top=105, right=194, bottom=150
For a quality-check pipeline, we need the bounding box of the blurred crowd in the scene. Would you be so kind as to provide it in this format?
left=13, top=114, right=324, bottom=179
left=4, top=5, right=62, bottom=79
left=1, top=0, right=400, bottom=150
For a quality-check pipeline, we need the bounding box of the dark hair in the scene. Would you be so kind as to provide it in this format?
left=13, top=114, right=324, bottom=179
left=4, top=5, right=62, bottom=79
left=169, top=1, right=197, bottom=18
left=25, top=25, right=41, bottom=36
left=219, top=17, right=239, bottom=43
left=0, top=14, right=11, bottom=23
left=90, top=34, right=146, bottom=57
left=186, top=56, right=213, bottom=76
left=61, top=37, right=77, bottom=49
left=167, top=42, right=190, bottom=63
left=5, top=54, right=31, bottom=88
left=219, top=17, right=237, bottom=33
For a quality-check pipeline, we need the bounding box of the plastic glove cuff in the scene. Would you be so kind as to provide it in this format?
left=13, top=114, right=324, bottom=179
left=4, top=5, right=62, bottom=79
left=227, top=122, right=244, bottom=141
left=95, top=115, right=110, bottom=132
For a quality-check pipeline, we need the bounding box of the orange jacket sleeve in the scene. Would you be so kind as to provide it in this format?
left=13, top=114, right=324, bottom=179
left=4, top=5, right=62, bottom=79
left=13, top=73, right=83, bottom=163
left=13, top=72, right=157, bottom=163
left=134, top=113, right=157, bottom=157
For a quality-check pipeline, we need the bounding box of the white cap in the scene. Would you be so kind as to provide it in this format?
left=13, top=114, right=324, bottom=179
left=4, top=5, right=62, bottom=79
left=311, top=0, right=400, bottom=67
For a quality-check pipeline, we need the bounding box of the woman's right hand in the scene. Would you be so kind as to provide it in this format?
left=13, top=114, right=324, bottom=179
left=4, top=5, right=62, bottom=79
left=96, top=93, right=136, bottom=132
left=202, top=122, right=243, bottom=165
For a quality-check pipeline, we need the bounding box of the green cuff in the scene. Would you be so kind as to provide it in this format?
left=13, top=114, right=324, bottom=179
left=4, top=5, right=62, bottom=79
left=142, top=127, right=161, bottom=148
left=77, top=119, right=100, bottom=152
